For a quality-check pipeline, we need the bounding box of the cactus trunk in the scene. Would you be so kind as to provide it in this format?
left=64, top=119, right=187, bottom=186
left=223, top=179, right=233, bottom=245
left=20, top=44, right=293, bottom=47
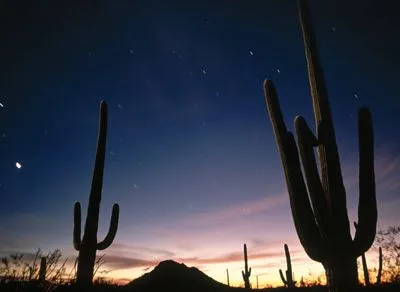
left=76, top=244, right=97, bottom=285
left=324, top=259, right=358, bottom=292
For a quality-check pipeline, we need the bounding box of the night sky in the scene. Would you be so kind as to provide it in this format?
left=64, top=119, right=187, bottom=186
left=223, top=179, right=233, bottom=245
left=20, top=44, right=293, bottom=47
left=1, top=0, right=399, bottom=287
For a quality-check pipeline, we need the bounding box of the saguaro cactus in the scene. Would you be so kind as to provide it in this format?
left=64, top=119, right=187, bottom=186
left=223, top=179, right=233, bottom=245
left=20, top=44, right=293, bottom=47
left=354, top=222, right=383, bottom=285
left=263, top=0, right=377, bottom=291
left=376, top=247, right=382, bottom=284
left=242, top=244, right=251, bottom=290
left=279, top=244, right=296, bottom=288
left=73, top=101, right=120, bottom=286
left=39, top=257, right=46, bottom=282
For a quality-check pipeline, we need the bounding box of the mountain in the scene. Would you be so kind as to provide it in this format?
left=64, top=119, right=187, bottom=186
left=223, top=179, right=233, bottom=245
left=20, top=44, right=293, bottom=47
left=124, top=260, right=234, bottom=292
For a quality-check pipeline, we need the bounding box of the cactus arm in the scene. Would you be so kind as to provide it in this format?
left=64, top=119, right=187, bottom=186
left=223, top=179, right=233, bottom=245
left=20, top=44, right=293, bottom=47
left=354, top=221, right=370, bottom=285
left=298, top=0, right=351, bottom=247
left=295, top=116, right=330, bottom=235
left=354, top=221, right=373, bottom=286
left=297, top=0, right=331, bottom=125
left=73, top=202, right=82, bottom=251
left=298, top=0, right=348, bottom=216
left=264, top=80, right=325, bottom=262
left=376, top=247, right=382, bottom=284
left=279, top=269, right=287, bottom=285
left=353, top=108, right=377, bottom=256
left=97, top=204, right=120, bottom=250
left=285, top=132, right=325, bottom=262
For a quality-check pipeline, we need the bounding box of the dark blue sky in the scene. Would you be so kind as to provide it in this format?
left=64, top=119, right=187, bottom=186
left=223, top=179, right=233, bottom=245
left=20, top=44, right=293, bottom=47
left=0, top=0, right=399, bottom=286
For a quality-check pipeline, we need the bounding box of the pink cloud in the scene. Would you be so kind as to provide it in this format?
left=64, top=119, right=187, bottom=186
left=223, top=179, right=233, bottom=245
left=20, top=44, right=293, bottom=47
left=100, top=248, right=298, bottom=272
left=109, top=242, right=175, bottom=257
left=187, top=193, right=287, bottom=225
left=101, top=254, right=159, bottom=270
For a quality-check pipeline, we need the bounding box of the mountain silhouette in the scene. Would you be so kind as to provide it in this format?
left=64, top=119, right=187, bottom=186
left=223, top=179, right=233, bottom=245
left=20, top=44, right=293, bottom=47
left=124, top=260, right=235, bottom=292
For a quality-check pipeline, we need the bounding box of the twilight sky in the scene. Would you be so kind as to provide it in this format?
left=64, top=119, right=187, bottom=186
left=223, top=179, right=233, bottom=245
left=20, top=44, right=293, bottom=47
left=0, top=0, right=399, bottom=287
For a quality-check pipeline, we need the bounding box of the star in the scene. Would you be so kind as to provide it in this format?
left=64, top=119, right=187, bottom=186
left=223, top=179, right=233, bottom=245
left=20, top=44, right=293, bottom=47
left=16, top=162, right=22, bottom=169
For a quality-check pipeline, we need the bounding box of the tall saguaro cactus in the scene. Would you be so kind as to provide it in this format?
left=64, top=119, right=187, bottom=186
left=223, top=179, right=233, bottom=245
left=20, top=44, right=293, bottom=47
left=73, top=101, right=120, bottom=286
left=279, top=244, right=296, bottom=288
left=242, top=244, right=251, bottom=290
left=263, top=0, right=377, bottom=291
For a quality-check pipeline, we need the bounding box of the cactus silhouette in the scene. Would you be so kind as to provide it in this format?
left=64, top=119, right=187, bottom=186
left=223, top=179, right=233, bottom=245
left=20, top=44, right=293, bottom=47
left=263, top=0, right=377, bottom=291
left=73, top=101, right=119, bottom=286
left=242, top=243, right=251, bottom=290
left=354, top=222, right=383, bottom=285
left=377, top=246, right=382, bottom=284
left=39, top=257, right=46, bottom=282
left=279, top=244, right=296, bottom=288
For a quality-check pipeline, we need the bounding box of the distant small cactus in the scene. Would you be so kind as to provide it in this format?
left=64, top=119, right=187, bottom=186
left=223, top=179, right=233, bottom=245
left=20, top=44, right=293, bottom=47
left=242, top=244, right=251, bottom=290
left=279, top=244, right=296, bottom=288
left=39, top=257, right=46, bottom=282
